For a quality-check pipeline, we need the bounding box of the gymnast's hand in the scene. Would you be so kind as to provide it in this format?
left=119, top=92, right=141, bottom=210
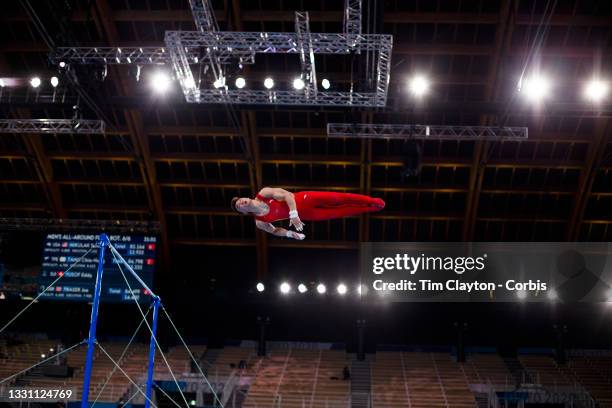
left=290, top=216, right=305, bottom=232
left=286, top=231, right=306, bottom=240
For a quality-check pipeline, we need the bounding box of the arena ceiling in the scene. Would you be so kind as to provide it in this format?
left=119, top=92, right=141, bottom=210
left=0, top=0, right=611, bottom=278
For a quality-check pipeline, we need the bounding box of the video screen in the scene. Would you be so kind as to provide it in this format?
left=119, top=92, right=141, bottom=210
left=39, top=233, right=156, bottom=303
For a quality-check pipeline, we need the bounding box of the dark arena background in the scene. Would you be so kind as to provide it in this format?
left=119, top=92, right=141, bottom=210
left=1, top=0, right=612, bottom=408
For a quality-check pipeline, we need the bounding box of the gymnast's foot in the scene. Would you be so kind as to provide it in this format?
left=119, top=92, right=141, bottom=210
left=372, top=198, right=385, bottom=209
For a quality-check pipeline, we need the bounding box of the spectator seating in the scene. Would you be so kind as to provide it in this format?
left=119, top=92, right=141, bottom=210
left=371, top=352, right=476, bottom=408
left=461, top=352, right=511, bottom=386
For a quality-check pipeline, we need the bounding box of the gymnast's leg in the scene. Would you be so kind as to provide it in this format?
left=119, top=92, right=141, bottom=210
left=304, top=204, right=384, bottom=221
left=301, top=191, right=385, bottom=209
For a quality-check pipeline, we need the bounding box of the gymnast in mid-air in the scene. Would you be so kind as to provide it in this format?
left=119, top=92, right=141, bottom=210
left=231, top=188, right=385, bottom=240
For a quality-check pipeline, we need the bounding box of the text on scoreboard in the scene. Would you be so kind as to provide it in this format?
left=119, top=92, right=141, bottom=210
left=39, top=234, right=156, bottom=303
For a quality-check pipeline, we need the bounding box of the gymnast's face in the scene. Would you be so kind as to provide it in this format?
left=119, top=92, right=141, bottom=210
left=234, top=197, right=252, bottom=213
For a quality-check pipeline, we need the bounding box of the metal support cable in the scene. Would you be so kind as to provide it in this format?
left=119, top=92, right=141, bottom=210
left=111, top=251, right=191, bottom=408
left=0, top=340, right=86, bottom=384
left=95, top=341, right=162, bottom=408
left=91, top=306, right=152, bottom=407
left=0, top=245, right=96, bottom=335
left=161, top=306, right=224, bottom=407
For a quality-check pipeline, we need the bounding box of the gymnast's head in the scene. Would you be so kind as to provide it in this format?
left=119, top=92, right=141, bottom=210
left=231, top=197, right=254, bottom=215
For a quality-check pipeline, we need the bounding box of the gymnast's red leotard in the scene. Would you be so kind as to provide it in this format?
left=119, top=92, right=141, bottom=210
left=254, top=191, right=385, bottom=222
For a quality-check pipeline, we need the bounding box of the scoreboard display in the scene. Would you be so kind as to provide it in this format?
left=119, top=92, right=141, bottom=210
left=38, top=234, right=156, bottom=303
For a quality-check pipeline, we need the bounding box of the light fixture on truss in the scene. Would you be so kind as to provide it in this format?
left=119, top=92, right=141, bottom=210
left=50, top=0, right=393, bottom=107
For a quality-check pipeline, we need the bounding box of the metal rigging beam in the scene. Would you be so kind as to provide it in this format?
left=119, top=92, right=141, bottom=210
left=295, top=11, right=317, bottom=98
left=188, top=0, right=219, bottom=32
left=52, top=26, right=392, bottom=106
left=326, top=123, right=528, bottom=140
left=343, top=0, right=362, bottom=36
left=0, top=119, right=106, bottom=134
left=0, top=217, right=160, bottom=232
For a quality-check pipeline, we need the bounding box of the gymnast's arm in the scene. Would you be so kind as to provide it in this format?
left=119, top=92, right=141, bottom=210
left=258, top=187, right=297, bottom=211
left=258, top=187, right=305, bottom=231
left=255, top=220, right=305, bottom=240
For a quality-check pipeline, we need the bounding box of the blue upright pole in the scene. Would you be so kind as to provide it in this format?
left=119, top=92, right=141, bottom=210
left=144, top=296, right=160, bottom=408
left=81, top=233, right=109, bottom=408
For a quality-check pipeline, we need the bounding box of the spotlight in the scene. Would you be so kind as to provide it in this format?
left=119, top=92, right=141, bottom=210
left=184, top=77, right=196, bottom=89
left=293, top=78, right=305, bottom=90
left=316, top=283, right=326, bottom=294
left=518, top=75, right=551, bottom=102
left=40, top=354, right=46, bottom=359
left=584, top=79, right=608, bottom=102
left=235, top=77, right=246, bottom=89
left=256, top=282, right=265, bottom=292
left=150, top=71, right=171, bottom=94
left=409, top=75, right=429, bottom=97
left=357, top=285, right=363, bottom=295
left=189, top=400, right=196, bottom=406
left=264, top=77, right=275, bottom=89
left=50, top=76, right=59, bottom=88
left=0, top=78, right=5, bottom=87
left=337, top=283, right=347, bottom=295
left=298, top=283, right=308, bottom=293
left=59, top=61, right=66, bottom=69
left=213, top=77, right=225, bottom=89
left=280, top=282, right=291, bottom=294
left=547, top=289, right=558, bottom=301
left=30, top=77, right=41, bottom=88
left=321, top=78, right=330, bottom=90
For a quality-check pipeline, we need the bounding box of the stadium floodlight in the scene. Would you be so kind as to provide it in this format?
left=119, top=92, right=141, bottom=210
left=59, top=61, right=66, bottom=68
left=547, top=289, right=558, bottom=301
left=184, top=77, right=195, bottom=89
left=337, top=283, right=348, bottom=295
left=213, top=76, right=225, bottom=88
left=584, top=79, right=608, bottom=102
left=30, top=77, right=41, bottom=88
left=316, top=283, right=326, bottom=294
left=321, top=78, right=330, bottom=89
left=409, top=75, right=429, bottom=97
left=235, top=77, right=246, bottom=89
left=280, top=282, right=291, bottom=294
left=298, top=283, right=308, bottom=293
left=150, top=71, right=171, bottom=94
left=293, top=77, right=305, bottom=90
left=264, top=77, right=275, bottom=89
left=50, top=76, right=59, bottom=87
left=256, top=282, right=265, bottom=292
left=518, top=74, right=551, bottom=103
left=0, top=78, right=5, bottom=87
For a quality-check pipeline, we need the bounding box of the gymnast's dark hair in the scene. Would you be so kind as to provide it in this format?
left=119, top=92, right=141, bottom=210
left=230, top=197, right=240, bottom=214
